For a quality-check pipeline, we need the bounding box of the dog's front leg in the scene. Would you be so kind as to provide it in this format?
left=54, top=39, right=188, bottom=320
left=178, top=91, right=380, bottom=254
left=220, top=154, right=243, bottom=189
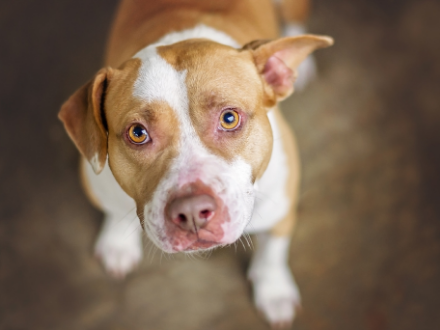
left=94, top=210, right=143, bottom=279
left=248, top=228, right=300, bottom=328
left=81, top=160, right=144, bottom=278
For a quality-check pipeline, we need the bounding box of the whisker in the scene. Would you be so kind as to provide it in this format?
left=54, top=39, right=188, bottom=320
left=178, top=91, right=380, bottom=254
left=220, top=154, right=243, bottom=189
left=147, top=243, right=155, bottom=263
left=238, top=237, right=246, bottom=252
left=113, top=207, right=136, bottom=224
left=243, top=232, right=254, bottom=250
left=255, top=191, right=278, bottom=207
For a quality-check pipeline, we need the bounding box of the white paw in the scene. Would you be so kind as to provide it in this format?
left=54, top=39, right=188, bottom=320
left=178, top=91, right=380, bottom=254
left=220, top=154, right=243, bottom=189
left=250, top=267, right=301, bottom=328
left=94, top=217, right=143, bottom=279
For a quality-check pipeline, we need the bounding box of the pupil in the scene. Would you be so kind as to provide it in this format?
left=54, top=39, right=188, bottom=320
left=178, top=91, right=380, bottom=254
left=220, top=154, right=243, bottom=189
left=224, top=112, right=234, bottom=124
left=133, top=126, right=145, bottom=137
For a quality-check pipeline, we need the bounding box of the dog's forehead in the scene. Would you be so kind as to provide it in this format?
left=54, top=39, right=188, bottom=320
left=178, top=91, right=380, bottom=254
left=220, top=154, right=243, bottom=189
left=156, top=39, right=243, bottom=70
left=132, top=40, right=260, bottom=108
left=132, top=45, right=188, bottom=112
left=158, top=40, right=261, bottom=94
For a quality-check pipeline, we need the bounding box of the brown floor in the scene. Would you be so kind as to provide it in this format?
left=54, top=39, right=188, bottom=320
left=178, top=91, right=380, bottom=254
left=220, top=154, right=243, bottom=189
left=1, top=1, right=440, bottom=329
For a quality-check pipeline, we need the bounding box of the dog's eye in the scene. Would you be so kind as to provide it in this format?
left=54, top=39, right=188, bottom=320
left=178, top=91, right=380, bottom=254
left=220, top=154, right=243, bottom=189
left=127, top=124, right=149, bottom=144
left=220, top=110, right=240, bottom=130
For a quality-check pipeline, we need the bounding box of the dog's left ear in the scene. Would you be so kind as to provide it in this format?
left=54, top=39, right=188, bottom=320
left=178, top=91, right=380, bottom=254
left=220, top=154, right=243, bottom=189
left=243, top=35, right=333, bottom=102
left=58, top=68, right=114, bottom=174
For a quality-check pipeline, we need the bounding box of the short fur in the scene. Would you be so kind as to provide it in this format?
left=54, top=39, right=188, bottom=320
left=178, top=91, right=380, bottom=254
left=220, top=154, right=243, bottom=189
left=59, top=0, right=333, bottom=327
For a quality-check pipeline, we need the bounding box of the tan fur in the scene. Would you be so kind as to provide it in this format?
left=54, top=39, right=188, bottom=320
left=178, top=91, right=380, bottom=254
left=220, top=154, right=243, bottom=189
left=62, top=0, right=332, bottom=238
left=103, top=1, right=330, bottom=236
left=79, top=158, right=102, bottom=209
left=103, top=60, right=182, bottom=205
left=105, top=0, right=280, bottom=67
left=249, top=36, right=333, bottom=73
left=278, top=0, right=310, bottom=23
left=243, top=35, right=333, bottom=103
left=71, top=58, right=182, bottom=211
left=270, top=107, right=300, bottom=236
left=56, top=2, right=335, bottom=325
left=157, top=40, right=273, bottom=181
left=157, top=38, right=316, bottom=237
left=59, top=68, right=113, bottom=173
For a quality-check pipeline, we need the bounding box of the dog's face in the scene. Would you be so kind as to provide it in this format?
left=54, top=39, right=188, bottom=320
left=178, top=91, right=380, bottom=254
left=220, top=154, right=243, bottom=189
left=106, top=40, right=272, bottom=252
left=59, top=36, right=333, bottom=252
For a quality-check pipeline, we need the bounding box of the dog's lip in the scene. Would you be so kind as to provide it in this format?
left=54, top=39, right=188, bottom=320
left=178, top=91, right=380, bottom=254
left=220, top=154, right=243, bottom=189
left=182, top=239, right=220, bottom=251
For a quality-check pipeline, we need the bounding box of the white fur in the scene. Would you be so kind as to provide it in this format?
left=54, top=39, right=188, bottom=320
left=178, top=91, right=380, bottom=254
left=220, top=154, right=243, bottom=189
left=133, top=27, right=253, bottom=251
left=283, top=23, right=317, bottom=91
left=94, top=209, right=142, bottom=278
left=150, top=24, right=240, bottom=49
left=245, top=111, right=290, bottom=234
left=84, top=159, right=142, bottom=277
left=248, top=234, right=301, bottom=326
left=90, top=153, right=101, bottom=174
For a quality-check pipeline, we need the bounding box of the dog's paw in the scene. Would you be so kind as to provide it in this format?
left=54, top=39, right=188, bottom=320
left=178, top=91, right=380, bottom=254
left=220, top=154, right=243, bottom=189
left=250, top=267, right=301, bottom=328
left=94, top=220, right=143, bottom=279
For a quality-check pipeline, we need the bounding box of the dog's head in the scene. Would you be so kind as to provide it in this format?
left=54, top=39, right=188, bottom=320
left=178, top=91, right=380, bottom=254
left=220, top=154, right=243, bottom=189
left=59, top=35, right=333, bottom=252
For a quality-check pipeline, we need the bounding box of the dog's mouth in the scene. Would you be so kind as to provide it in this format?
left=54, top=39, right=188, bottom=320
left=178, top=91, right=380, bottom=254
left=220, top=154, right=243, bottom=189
left=140, top=156, right=255, bottom=254
left=181, top=239, right=222, bottom=252
left=158, top=180, right=237, bottom=253
left=167, top=222, right=229, bottom=252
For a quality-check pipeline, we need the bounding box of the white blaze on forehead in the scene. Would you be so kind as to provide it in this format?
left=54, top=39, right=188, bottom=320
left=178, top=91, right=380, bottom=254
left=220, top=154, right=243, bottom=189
left=133, top=46, right=188, bottom=116
left=130, top=26, right=255, bottom=251
left=133, top=46, right=200, bottom=146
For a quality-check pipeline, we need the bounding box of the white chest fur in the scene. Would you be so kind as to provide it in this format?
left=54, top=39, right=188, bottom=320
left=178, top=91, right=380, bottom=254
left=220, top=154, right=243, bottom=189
left=245, top=110, right=290, bottom=234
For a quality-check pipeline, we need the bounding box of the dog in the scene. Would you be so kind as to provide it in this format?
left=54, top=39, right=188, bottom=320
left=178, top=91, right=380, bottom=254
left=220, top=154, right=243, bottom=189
left=59, top=0, right=333, bottom=327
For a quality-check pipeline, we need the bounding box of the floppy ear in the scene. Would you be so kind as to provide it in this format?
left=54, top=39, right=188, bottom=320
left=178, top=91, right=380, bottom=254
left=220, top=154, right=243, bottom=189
left=243, top=35, right=334, bottom=103
left=58, top=68, right=113, bottom=174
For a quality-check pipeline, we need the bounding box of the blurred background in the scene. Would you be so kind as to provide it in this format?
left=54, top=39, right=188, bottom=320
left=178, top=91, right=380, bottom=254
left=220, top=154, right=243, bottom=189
left=1, top=0, right=439, bottom=329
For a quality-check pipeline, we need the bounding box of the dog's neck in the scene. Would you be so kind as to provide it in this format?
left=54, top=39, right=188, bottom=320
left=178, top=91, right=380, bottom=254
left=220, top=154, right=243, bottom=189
left=105, top=0, right=279, bottom=67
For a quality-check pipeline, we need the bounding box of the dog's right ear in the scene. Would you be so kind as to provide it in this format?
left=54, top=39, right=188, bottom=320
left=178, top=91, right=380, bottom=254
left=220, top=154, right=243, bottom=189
left=58, top=68, right=114, bottom=174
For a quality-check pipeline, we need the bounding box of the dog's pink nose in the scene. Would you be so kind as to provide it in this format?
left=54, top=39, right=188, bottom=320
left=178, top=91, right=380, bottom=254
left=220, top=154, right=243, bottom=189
left=168, top=194, right=216, bottom=233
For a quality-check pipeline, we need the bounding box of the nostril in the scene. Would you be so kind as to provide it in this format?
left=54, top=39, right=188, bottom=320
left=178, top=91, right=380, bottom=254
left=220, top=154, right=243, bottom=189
left=178, top=214, right=187, bottom=223
left=199, top=209, right=212, bottom=219
left=168, top=194, right=217, bottom=231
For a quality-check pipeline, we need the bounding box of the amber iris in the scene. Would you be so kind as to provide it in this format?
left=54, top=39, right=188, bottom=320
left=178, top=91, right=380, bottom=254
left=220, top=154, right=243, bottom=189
left=220, top=110, right=240, bottom=130
left=128, top=124, right=149, bottom=144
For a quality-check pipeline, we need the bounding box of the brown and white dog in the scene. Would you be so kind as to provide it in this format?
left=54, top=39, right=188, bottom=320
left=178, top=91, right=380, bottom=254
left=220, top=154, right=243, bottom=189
left=59, top=0, right=333, bottom=327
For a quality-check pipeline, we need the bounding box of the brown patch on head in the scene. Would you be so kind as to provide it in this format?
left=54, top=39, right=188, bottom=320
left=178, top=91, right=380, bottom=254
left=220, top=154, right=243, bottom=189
left=103, top=60, right=181, bottom=205
left=58, top=67, right=113, bottom=174
left=158, top=39, right=273, bottom=181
